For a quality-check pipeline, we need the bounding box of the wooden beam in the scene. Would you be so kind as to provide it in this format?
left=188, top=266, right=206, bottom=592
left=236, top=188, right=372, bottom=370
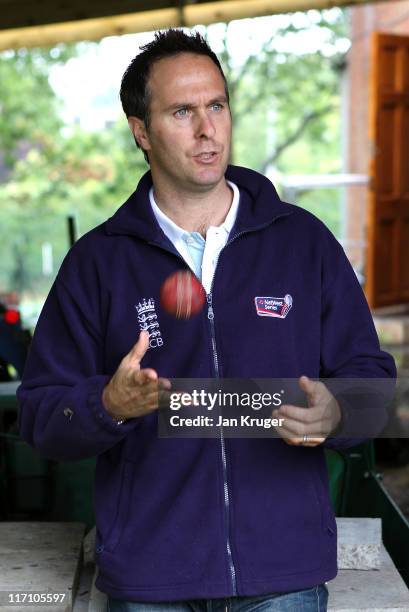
left=0, top=0, right=173, bottom=30
left=0, top=0, right=404, bottom=52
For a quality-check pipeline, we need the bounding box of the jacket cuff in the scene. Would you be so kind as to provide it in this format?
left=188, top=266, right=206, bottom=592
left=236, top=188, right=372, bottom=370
left=322, top=394, right=370, bottom=450
left=87, top=375, right=140, bottom=435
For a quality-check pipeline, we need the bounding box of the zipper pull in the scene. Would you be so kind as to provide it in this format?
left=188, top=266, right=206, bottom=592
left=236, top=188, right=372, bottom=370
left=207, top=293, right=214, bottom=320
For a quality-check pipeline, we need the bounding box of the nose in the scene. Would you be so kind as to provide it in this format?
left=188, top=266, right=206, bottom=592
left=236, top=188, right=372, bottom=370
left=195, top=110, right=216, bottom=139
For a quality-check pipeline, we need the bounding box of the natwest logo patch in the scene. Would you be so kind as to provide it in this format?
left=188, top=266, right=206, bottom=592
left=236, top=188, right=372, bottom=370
left=255, top=294, right=293, bottom=319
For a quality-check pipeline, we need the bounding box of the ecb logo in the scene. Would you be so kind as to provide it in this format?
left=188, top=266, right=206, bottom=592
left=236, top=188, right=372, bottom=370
left=135, top=298, right=164, bottom=349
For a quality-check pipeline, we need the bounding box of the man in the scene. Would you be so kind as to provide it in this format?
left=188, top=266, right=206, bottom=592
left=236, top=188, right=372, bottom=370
left=18, top=29, right=395, bottom=611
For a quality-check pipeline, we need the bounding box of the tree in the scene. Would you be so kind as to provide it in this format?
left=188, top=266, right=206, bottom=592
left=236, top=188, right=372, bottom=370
left=213, top=8, right=348, bottom=176
left=0, top=45, right=76, bottom=169
left=0, top=118, right=147, bottom=296
left=0, top=43, right=147, bottom=298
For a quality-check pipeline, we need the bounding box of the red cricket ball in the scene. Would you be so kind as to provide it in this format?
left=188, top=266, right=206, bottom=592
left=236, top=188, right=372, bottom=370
left=160, top=270, right=206, bottom=319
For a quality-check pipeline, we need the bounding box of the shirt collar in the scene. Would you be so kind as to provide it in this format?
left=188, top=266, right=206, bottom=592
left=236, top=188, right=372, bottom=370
left=149, top=188, right=185, bottom=245
left=149, top=180, right=240, bottom=240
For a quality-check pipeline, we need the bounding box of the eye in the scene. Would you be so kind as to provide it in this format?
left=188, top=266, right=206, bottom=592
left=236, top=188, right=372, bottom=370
left=174, top=108, right=189, bottom=118
left=210, top=103, right=223, bottom=112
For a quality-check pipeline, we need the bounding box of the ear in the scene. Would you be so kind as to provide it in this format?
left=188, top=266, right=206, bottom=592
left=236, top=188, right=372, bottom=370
left=127, top=116, right=151, bottom=151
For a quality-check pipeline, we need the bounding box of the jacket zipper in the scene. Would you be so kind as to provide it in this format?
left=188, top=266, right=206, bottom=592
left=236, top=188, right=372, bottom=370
left=150, top=215, right=288, bottom=596
left=206, top=228, right=253, bottom=596
left=207, top=291, right=236, bottom=594
left=146, top=238, right=239, bottom=593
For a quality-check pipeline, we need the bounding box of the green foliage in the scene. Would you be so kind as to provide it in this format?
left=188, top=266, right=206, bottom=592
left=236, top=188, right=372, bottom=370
left=0, top=42, right=148, bottom=300
left=0, top=45, right=77, bottom=167
left=0, top=118, right=147, bottom=297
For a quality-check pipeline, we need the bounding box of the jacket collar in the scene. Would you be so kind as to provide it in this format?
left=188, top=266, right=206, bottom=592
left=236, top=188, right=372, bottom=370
left=105, top=165, right=293, bottom=244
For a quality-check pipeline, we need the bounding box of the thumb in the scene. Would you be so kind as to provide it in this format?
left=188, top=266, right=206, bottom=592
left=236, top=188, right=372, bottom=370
left=299, top=375, right=318, bottom=404
left=128, top=330, right=150, bottom=365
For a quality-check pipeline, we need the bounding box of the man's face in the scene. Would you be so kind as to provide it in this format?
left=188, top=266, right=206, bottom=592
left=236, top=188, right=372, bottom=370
left=129, top=53, right=232, bottom=193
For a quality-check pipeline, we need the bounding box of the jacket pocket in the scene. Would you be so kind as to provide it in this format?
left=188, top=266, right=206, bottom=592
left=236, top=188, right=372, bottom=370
left=101, top=460, right=134, bottom=553
left=233, top=457, right=326, bottom=578
left=310, top=458, right=337, bottom=534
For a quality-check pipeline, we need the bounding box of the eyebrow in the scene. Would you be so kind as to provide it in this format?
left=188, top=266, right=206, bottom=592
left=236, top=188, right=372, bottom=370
left=165, top=96, right=228, bottom=112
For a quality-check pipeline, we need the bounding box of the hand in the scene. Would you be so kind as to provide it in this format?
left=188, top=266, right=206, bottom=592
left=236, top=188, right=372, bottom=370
left=102, top=330, right=171, bottom=421
left=272, top=376, right=342, bottom=447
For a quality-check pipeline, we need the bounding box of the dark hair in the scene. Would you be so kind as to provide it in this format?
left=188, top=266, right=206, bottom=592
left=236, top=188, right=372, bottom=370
left=120, top=29, right=229, bottom=162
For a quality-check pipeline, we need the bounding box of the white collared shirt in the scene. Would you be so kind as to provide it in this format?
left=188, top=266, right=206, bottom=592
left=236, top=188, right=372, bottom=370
left=149, top=181, right=239, bottom=294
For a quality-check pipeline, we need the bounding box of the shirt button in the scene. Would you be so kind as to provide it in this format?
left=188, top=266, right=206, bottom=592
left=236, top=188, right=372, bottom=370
left=63, top=407, right=74, bottom=420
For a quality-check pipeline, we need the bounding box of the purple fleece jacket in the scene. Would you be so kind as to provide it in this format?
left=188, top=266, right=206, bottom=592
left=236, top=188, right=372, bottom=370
left=17, top=166, right=396, bottom=601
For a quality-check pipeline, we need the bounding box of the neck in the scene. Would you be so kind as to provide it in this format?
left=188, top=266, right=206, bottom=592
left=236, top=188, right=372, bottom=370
left=151, top=177, right=233, bottom=236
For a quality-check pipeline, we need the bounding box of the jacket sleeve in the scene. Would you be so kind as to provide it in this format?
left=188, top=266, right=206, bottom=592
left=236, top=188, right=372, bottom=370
left=17, top=261, right=140, bottom=462
left=316, top=227, right=397, bottom=451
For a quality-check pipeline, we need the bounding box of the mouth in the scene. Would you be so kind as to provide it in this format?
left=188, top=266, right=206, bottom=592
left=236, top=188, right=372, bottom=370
left=193, top=151, right=219, bottom=163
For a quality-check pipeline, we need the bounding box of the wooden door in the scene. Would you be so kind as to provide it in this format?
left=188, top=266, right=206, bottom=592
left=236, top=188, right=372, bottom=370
left=366, top=32, right=409, bottom=308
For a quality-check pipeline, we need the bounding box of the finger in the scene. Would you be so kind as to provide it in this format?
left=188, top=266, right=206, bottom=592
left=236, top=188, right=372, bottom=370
left=273, top=417, right=326, bottom=439
left=133, top=372, right=171, bottom=394
left=302, top=438, right=326, bottom=446
left=134, top=368, right=158, bottom=387
left=271, top=418, right=300, bottom=438
left=298, top=375, right=320, bottom=402
left=299, top=375, right=315, bottom=391
left=157, top=377, right=172, bottom=390
left=273, top=424, right=326, bottom=446
left=274, top=404, right=322, bottom=424
left=140, top=387, right=168, bottom=402
left=140, top=388, right=177, bottom=412
left=128, top=330, right=150, bottom=364
left=272, top=423, right=303, bottom=445
left=157, top=389, right=174, bottom=409
left=285, top=437, right=326, bottom=447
